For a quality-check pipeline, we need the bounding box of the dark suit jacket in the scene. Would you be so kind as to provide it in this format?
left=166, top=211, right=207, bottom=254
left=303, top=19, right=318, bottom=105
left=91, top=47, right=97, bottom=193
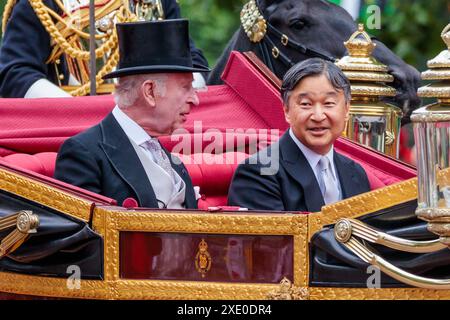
left=227, top=131, right=371, bottom=212
left=54, top=112, right=197, bottom=209
left=0, top=0, right=209, bottom=97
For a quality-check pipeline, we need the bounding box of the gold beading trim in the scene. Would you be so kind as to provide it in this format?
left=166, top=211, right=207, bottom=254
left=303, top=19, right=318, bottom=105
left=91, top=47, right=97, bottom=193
left=2, top=0, right=17, bottom=34
left=308, top=177, right=418, bottom=238
left=343, top=71, right=394, bottom=82
left=411, top=111, right=450, bottom=122
left=309, top=287, right=450, bottom=300
left=0, top=272, right=107, bottom=299
left=350, top=84, right=397, bottom=97
left=0, top=168, right=92, bottom=222
left=114, top=280, right=280, bottom=300
left=417, top=86, right=450, bottom=99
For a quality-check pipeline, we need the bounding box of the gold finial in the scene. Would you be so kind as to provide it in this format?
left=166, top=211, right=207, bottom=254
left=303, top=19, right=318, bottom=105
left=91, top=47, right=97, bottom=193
left=442, top=23, right=450, bottom=50
left=358, top=23, right=364, bottom=32
left=418, top=23, right=450, bottom=102
left=335, top=23, right=396, bottom=96
left=344, top=24, right=377, bottom=58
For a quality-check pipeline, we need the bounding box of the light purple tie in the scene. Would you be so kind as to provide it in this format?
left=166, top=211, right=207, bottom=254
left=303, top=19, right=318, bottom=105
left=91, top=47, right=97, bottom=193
left=143, top=139, right=175, bottom=182
left=317, top=156, right=339, bottom=205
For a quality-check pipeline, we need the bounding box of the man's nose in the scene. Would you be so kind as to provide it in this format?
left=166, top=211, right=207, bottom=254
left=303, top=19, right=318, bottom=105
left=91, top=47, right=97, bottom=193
left=311, top=104, right=326, bottom=120
left=189, top=91, right=200, bottom=106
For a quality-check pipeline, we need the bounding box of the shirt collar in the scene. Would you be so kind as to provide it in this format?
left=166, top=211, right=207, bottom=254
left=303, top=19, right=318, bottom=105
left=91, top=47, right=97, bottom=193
left=288, top=128, right=338, bottom=179
left=112, top=106, right=153, bottom=146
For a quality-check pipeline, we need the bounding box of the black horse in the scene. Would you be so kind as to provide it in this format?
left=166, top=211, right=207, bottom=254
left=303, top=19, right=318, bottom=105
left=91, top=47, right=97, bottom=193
left=208, top=0, right=421, bottom=117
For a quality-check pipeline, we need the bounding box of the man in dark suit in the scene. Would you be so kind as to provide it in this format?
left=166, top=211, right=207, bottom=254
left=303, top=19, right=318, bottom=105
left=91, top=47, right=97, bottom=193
left=54, top=19, right=209, bottom=209
left=228, top=58, right=371, bottom=212
left=0, top=0, right=208, bottom=98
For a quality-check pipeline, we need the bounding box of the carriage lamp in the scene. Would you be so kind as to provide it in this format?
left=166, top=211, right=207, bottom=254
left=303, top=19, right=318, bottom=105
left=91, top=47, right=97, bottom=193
left=412, top=23, right=450, bottom=247
left=336, top=24, right=402, bottom=158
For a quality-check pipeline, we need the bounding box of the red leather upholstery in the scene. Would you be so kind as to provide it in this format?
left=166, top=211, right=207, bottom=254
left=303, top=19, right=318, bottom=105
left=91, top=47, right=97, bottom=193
left=1, top=149, right=402, bottom=210
left=1, top=151, right=248, bottom=210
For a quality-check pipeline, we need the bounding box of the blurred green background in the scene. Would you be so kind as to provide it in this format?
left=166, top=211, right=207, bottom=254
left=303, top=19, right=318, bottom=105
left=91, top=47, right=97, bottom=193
left=1, top=0, right=449, bottom=71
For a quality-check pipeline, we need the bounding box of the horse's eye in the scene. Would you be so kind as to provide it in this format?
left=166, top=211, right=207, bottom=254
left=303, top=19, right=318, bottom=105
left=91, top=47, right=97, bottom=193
left=289, top=19, right=306, bottom=30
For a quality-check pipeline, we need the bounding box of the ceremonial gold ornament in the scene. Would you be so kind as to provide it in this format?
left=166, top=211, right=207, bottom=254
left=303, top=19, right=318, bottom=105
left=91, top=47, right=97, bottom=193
left=336, top=24, right=402, bottom=158
left=195, top=239, right=212, bottom=278
left=240, top=0, right=267, bottom=43
left=267, top=278, right=309, bottom=300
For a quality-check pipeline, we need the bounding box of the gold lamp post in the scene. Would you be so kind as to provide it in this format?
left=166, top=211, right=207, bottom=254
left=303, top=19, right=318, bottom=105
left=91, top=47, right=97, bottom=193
left=412, top=23, right=450, bottom=247
left=331, top=24, right=450, bottom=290
left=336, top=24, right=402, bottom=158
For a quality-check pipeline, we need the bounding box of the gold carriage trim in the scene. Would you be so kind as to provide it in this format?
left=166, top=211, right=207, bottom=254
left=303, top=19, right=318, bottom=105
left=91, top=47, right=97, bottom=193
left=1, top=172, right=450, bottom=299
left=0, top=167, right=94, bottom=222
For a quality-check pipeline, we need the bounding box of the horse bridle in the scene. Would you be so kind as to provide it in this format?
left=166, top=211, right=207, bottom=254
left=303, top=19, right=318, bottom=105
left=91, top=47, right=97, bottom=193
left=241, top=0, right=336, bottom=73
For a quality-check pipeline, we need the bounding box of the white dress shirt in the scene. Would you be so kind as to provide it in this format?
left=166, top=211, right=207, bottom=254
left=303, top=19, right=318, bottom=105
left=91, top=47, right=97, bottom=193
left=288, top=128, right=342, bottom=200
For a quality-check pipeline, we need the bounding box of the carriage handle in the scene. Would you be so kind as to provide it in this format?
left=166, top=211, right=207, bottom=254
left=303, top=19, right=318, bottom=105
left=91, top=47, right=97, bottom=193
left=0, top=211, right=39, bottom=258
left=334, top=218, right=450, bottom=289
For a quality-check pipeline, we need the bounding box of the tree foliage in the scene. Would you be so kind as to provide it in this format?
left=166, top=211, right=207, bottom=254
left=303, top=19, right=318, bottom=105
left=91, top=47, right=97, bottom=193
left=362, top=0, right=450, bottom=71
left=0, top=0, right=448, bottom=71
left=179, top=0, right=450, bottom=70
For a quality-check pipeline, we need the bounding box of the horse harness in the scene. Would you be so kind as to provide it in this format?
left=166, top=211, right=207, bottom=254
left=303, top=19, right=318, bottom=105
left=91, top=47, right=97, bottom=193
left=240, top=0, right=336, bottom=73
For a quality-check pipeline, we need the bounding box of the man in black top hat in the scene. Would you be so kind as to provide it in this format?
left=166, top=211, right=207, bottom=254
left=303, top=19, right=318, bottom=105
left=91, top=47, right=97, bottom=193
left=54, top=19, right=209, bottom=209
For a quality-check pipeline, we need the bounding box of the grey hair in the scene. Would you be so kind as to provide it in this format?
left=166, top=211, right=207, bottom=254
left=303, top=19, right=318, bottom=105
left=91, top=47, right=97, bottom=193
left=280, top=58, right=351, bottom=107
left=114, top=74, right=168, bottom=108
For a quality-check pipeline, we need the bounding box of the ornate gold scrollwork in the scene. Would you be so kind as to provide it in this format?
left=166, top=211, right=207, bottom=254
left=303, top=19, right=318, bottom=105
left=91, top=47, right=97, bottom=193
left=195, top=238, right=212, bottom=278
left=267, top=277, right=309, bottom=300
left=384, top=131, right=395, bottom=146
left=240, top=0, right=267, bottom=43
left=0, top=211, right=39, bottom=258
left=334, top=218, right=450, bottom=289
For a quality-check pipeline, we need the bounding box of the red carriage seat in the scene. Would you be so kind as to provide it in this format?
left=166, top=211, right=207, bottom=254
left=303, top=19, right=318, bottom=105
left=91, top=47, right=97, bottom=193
left=0, top=51, right=416, bottom=210
left=0, top=147, right=409, bottom=210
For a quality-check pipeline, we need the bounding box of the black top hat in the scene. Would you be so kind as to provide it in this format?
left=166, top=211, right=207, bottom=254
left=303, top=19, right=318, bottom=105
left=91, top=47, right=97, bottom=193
left=103, top=19, right=210, bottom=79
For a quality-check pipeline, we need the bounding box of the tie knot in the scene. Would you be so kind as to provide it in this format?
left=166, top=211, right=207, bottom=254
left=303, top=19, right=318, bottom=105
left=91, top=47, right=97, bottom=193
left=143, top=139, right=161, bottom=152
left=318, top=156, right=330, bottom=171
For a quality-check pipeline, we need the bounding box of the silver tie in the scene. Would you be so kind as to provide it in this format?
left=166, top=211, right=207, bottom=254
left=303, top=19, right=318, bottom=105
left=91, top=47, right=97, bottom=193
left=143, top=139, right=175, bottom=182
left=317, top=156, right=340, bottom=205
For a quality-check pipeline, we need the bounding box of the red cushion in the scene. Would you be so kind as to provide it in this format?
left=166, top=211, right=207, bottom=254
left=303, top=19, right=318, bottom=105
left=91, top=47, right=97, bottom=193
left=2, top=152, right=57, bottom=177
left=0, top=149, right=401, bottom=209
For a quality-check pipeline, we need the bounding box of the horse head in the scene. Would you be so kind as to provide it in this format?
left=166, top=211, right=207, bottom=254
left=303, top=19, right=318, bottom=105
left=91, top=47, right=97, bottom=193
left=208, top=0, right=421, bottom=117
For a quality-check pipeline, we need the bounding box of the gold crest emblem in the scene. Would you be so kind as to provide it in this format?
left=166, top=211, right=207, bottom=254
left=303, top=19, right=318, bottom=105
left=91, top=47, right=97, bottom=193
left=195, top=239, right=212, bottom=278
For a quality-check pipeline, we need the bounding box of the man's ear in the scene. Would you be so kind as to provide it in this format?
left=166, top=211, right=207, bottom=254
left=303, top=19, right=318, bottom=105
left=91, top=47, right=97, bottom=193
left=142, top=80, right=156, bottom=107
left=344, top=101, right=350, bottom=122
left=283, top=105, right=291, bottom=124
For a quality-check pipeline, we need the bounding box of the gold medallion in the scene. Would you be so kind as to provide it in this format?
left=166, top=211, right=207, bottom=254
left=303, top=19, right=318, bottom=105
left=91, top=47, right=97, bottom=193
left=195, top=238, right=212, bottom=278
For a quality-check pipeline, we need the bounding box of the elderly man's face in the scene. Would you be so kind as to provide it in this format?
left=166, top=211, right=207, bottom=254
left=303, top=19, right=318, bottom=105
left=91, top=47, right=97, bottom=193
left=283, top=74, right=349, bottom=155
left=152, top=73, right=199, bottom=135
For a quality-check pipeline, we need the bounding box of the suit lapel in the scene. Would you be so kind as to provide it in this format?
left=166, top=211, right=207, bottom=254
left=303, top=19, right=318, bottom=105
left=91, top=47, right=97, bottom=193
left=99, top=113, right=158, bottom=208
left=334, top=152, right=361, bottom=199
left=279, top=132, right=325, bottom=212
